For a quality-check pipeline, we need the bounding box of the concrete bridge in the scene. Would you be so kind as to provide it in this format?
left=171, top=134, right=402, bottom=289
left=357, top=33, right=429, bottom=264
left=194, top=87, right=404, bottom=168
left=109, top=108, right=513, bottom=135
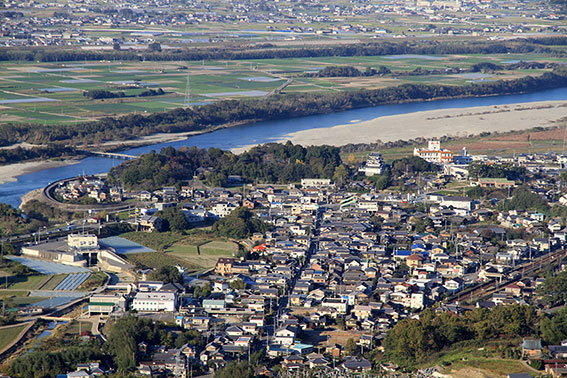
left=89, top=151, right=139, bottom=160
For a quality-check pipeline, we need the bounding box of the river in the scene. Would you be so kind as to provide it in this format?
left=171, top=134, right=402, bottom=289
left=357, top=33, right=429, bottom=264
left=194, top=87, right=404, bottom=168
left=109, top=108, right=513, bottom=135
left=1, top=87, right=567, bottom=208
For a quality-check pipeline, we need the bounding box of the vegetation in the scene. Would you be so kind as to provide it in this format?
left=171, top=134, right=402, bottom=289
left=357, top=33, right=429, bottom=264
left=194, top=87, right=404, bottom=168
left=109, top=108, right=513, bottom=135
left=537, top=270, right=567, bottom=307
left=390, top=156, right=438, bottom=177
left=104, top=316, right=204, bottom=374
left=0, top=145, right=80, bottom=164
left=214, top=361, right=254, bottom=378
left=148, top=265, right=183, bottom=284
left=83, top=88, right=165, bottom=100
left=0, top=203, right=50, bottom=236
left=468, top=162, right=526, bottom=180
left=498, top=186, right=549, bottom=214
left=120, top=231, right=184, bottom=252
left=6, top=342, right=105, bottom=378
left=108, top=143, right=343, bottom=190
left=2, top=38, right=567, bottom=64
left=540, top=309, right=567, bottom=344
left=157, top=208, right=190, bottom=232
left=2, top=68, right=567, bottom=150
left=384, top=305, right=538, bottom=367
left=305, top=65, right=391, bottom=77
left=212, top=207, right=269, bottom=239
left=0, top=324, right=27, bottom=351
left=83, top=90, right=125, bottom=100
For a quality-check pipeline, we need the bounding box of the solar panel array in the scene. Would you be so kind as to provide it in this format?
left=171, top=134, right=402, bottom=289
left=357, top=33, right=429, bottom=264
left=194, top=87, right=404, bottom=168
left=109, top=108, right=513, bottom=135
left=6, top=256, right=89, bottom=274
left=54, top=272, right=91, bottom=291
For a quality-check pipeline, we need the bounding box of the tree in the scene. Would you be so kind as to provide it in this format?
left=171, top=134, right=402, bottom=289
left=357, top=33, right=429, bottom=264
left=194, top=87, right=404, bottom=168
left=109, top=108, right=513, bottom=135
left=214, top=361, right=253, bottom=378
left=212, top=207, right=269, bottom=239
left=148, top=42, right=162, bottom=52
left=333, top=164, right=349, bottom=185
left=149, top=266, right=183, bottom=284
left=230, top=279, right=246, bottom=290
left=538, top=271, right=567, bottom=307
left=541, top=310, right=567, bottom=344
left=345, top=338, right=358, bottom=356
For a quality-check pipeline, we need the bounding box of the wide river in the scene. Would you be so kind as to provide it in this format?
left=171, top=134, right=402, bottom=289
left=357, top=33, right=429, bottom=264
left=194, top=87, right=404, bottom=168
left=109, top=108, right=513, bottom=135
left=2, top=87, right=567, bottom=208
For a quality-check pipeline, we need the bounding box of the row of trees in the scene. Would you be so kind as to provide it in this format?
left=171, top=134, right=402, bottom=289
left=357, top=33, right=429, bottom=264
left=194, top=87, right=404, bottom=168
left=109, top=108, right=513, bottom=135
left=305, top=65, right=391, bottom=77
left=0, top=145, right=79, bottom=163
left=1, top=37, right=567, bottom=64
left=83, top=88, right=165, bottom=100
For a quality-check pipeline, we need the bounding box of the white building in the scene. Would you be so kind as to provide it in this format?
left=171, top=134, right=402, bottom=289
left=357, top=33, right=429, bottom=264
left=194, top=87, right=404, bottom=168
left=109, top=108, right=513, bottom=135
left=68, top=234, right=98, bottom=250
left=132, top=291, right=177, bottom=312
left=413, top=140, right=453, bottom=164
left=301, top=178, right=332, bottom=188
left=358, top=152, right=385, bottom=176
left=210, top=203, right=237, bottom=218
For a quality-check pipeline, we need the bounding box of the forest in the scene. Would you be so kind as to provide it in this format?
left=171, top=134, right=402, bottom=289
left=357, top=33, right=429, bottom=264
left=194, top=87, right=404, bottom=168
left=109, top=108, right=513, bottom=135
left=384, top=305, right=539, bottom=367
left=107, top=142, right=344, bottom=190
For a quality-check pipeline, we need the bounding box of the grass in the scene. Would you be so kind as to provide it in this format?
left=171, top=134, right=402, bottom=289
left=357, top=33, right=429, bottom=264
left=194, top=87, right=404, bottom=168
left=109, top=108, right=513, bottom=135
left=442, top=358, right=539, bottom=378
left=415, top=338, right=542, bottom=378
left=125, top=252, right=199, bottom=270
left=168, top=240, right=237, bottom=268
left=120, top=231, right=185, bottom=252
left=0, top=52, right=564, bottom=126
left=39, top=274, right=67, bottom=290
left=10, top=296, right=44, bottom=306
left=63, top=320, right=93, bottom=337
left=77, top=272, right=107, bottom=291
left=8, top=275, right=50, bottom=291
left=0, top=324, right=28, bottom=351
left=0, top=291, right=29, bottom=299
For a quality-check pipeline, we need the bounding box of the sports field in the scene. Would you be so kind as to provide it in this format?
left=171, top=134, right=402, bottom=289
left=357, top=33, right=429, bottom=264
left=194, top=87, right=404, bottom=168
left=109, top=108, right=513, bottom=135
left=168, top=240, right=238, bottom=268
left=0, top=52, right=561, bottom=125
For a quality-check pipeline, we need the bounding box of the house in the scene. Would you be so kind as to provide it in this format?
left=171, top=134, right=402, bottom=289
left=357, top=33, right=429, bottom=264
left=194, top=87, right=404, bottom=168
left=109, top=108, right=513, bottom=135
left=343, top=357, right=372, bottom=372
left=282, top=355, right=304, bottom=370
left=215, top=258, right=234, bottom=276
left=521, top=338, right=542, bottom=358
left=274, top=327, right=296, bottom=345
left=406, top=253, right=423, bottom=269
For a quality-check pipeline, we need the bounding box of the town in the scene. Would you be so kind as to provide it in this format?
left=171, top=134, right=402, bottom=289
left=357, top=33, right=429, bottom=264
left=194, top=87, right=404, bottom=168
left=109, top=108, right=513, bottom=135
left=1, top=139, right=567, bottom=377
left=1, top=0, right=564, bottom=48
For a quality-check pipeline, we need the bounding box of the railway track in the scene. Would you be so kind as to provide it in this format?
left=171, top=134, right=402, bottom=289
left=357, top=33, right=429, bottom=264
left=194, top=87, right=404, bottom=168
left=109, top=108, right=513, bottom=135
left=447, top=249, right=567, bottom=304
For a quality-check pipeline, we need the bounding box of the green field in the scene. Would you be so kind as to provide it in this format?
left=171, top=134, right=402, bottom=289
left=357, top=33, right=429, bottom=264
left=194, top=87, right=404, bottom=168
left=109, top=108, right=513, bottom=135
left=125, top=252, right=199, bottom=270
left=38, top=274, right=67, bottom=290
left=0, top=52, right=562, bottom=126
left=8, top=275, right=50, bottom=291
left=168, top=240, right=237, bottom=268
left=0, top=324, right=28, bottom=352
left=77, top=272, right=107, bottom=291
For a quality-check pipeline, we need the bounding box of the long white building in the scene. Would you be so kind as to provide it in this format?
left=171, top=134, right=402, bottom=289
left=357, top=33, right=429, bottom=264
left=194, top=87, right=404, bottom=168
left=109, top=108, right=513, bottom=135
left=132, top=291, right=177, bottom=312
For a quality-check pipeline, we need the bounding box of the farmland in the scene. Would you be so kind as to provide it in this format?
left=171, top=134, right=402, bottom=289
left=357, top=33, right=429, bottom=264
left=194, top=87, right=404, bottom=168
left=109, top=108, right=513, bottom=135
left=0, top=52, right=562, bottom=126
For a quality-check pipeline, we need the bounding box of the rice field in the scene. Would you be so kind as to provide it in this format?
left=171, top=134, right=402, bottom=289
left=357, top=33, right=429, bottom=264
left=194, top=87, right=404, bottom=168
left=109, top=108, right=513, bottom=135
left=0, top=52, right=561, bottom=125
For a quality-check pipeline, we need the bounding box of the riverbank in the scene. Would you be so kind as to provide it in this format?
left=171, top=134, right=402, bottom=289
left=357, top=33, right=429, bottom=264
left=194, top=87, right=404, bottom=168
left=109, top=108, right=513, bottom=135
left=0, top=159, right=80, bottom=185
left=232, top=100, right=567, bottom=152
